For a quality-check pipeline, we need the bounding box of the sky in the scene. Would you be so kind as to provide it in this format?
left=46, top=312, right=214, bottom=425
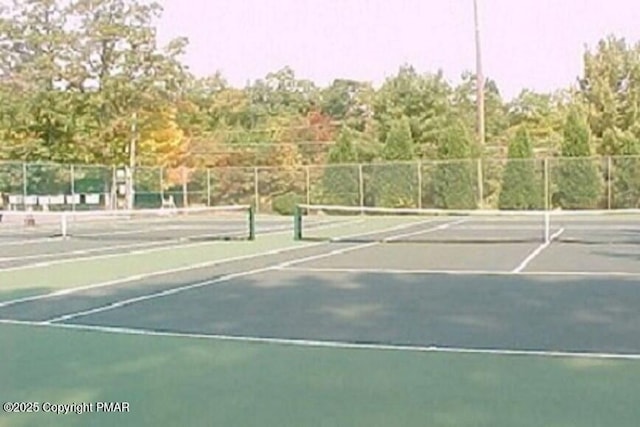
left=155, top=0, right=640, bottom=100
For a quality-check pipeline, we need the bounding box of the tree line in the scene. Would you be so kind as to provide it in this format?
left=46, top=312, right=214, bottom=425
left=2, top=0, right=640, bottom=210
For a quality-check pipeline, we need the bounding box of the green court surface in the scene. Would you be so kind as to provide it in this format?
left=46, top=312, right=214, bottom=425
left=2, top=219, right=640, bottom=427
left=2, top=323, right=639, bottom=427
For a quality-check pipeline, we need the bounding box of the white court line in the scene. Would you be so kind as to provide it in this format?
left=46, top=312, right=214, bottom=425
left=0, top=218, right=362, bottom=273
left=277, top=218, right=465, bottom=268
left=1, top=318, right=639, bottom=361
left=0, top=218, right=406, bottom=309
left=512, top=228, right=565, bottom=274
left=0, top=240, right=178, bottom=263
left=45, top=264, right=279, bottom=323
left=44, top=218, right=465, bottom=324
left=279, top=266, right=640, bottom=278
left=0, top=236, right=65, bottom=247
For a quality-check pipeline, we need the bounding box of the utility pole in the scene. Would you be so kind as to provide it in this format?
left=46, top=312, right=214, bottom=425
left=474, top=0, right=486, bottom=148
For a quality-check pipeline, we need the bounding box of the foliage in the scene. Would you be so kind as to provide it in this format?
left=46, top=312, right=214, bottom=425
left=431, top=119, right=477, bottom=209
left=498, top=127, right=541, bottom=209
left=555, top=109, right=603, bottom=209
left=366, top=118, right=418, bottom=208
left=319, top=126, right=360, bottom=206
left=272, top=191, right=304, bottom=215
left=609, top=126, right=640, bottom=208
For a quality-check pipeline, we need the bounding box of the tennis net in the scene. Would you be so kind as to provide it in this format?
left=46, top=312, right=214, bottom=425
left=293, top=204, right=640, bottom=245
left=0, top=205, right=255, bottom=242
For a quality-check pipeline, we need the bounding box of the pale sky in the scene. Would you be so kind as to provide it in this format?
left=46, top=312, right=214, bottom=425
left=156, top=0, right=640, bottom=100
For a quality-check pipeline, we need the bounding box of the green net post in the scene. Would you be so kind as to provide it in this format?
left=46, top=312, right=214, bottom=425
left=294, top=205, right=302, bottom=241
left=248, top=205, right=256, bottom=241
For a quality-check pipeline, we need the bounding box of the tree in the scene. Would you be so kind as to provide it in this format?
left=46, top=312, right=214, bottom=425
left=555, top=109, right=603, bottom=209
left=319, top=126, right=360, bottom=206
left=579, top=36, right=640, bottom=154
left=366, top=117, right=418, bottom=208
left=498, top=127, right=541, bottom=210
left=431, top=119, right=477, bottom=209
left=609, top=126, right=640, bottom=208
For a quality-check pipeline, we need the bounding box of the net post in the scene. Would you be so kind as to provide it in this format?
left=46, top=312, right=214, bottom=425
left=293, top=205, right=302, bottom=241
left=248, top=205, right=255, bottom=241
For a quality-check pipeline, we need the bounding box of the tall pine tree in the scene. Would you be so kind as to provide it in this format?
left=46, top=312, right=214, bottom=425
left=367, top=117, right=418, bottom=208
left=320, top=126, right=360, bottom=206
left=555, top=109, right=603, bottom=209
left=498, top=127, right=541, bottom=210
left=610, top=126, right=640, bottom=208
left=432, top=119, right=477, bottom=209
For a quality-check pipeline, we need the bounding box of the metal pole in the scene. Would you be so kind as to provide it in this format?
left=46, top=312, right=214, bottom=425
left=544, top=157, right=550, bottom=210
left=477, top=158, right=484, bottom=208
left=128, top=111, right=138, bottom=210
left=305, top=165, right=311, bottom=206
left=182, top=167, right=188, bottom=208
left=206, top=168, right=211, bottom=207
left=254, top=167, right=259, bottom=213
left=159, top=167, right=165, bottom=207
left=70, top=165, right=76, bottom=211
left=111, top=165, right=117, bottom=210
left=358, top=164, right=364, bottom=212
left=417, top=161, right=423, bottom=209
left=474, top=0, right=486, bottom=148
left=607, top=156, right=612, bottom=209
left=22, top=162, right=27, bottom=210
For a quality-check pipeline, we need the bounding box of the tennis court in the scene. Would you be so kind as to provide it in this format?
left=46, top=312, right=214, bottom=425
left=2, top=206, right=640, bottom=426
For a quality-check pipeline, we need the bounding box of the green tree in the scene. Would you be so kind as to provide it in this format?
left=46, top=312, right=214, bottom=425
left=319, top=126, right=360, bottom=206
left=367, top=118, right=418, bottom=208
left=432, top=120, right=477, bottom=209
left=498, top=127, right=541, bottom=210
left=579, top=36, right=640, bottom=154
left=609, top=126, right=640, bottom=208
left=555, top=109, right=603, bottom=209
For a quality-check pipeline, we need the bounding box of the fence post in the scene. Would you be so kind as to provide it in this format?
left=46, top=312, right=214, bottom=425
left=22, top=162, right=27, bottom=210
left=206, top=168, right=212, bottom=207
left=358, top=164, right=364, bottom=212
left=544, top=157, right=550, bottom=211
left=476, top=158, right=483, bottom=209
left=158, top=167, right=164, bottom=206
left=417, top=161, right=423, bottom=209
left=181, top=167, right=188, bottom=208
left=607, top=156, right=612, bottom=210
left=254, top=167, right=259, bottom=213
left=70, top=164, right=76, bottom=211
left=305, top=165, right=311, bottom=206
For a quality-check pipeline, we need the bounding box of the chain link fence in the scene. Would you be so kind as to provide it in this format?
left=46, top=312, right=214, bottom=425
left=1, top=157, right=639, bottom=213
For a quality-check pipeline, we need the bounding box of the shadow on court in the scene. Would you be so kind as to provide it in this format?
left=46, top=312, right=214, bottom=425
left=3, top=267, right=640, bottom=356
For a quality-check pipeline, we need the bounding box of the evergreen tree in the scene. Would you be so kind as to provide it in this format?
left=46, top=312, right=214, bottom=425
left=319, top=126, right=360, bottom=206
left=610, top=126, right=640, bottom=208
left=432, top=120, right=477, bottom=209
left=498, top=127, right=541, bottom=210
left=555, top=110, right=603, bottom=209
left=368, top=117, right=418, bottom=208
